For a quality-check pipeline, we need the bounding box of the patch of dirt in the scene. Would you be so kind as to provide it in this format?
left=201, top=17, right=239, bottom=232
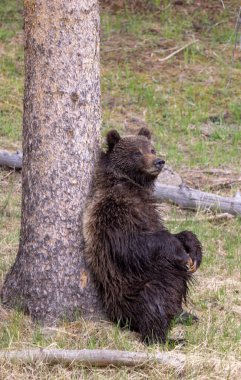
left=180, top=167, right=241, bottom=193
left=232, top=305, right=241, bottom=317
left=100, top=0, right=235, bottom=14
left=101, top=34, right=198, bottom=73
left=101, top=0, right=165, bottom=13
left=123, top=114, right=149, bottom=134
left=204, top=276, right=241, bottom=291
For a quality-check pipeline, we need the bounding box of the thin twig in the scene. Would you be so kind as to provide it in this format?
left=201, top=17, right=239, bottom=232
left=158, top=40, right=198, bottom=62
left=220, top=0, right=225, bottom=9
left=1, top=170, right=14, bottom=180
left=207, top=20, right=227, bottom=31
left=153, top=2, right=172, bottom=15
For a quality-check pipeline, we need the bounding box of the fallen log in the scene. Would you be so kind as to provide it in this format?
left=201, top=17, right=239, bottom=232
left=155, top=183, right=241, bottom=216
left=0, top=150, right=22, bottom=169
left=0, top=348, right=185, bottom=372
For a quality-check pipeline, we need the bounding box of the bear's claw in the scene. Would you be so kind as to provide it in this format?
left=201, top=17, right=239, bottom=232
left=187, top=258, right=197, bottom=273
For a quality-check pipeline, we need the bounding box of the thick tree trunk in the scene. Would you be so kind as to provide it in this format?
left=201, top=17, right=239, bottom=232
left=1, top=0, right=104, bottom=323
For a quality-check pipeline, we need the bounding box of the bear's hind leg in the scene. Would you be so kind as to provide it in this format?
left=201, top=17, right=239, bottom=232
left=131, top=311, right=169, bottom=344
left=128, top=290, right=175, bottom=345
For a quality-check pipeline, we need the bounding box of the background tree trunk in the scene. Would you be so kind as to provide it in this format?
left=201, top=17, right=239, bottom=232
left=1, top=0, right=104, bottom=323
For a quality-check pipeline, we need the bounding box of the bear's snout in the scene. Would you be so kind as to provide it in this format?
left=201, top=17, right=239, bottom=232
left=154, top=158, right=165, bottom=169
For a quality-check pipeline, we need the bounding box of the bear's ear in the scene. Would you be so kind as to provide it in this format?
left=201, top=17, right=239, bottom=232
left=138, top=127, right=151, bottom=140
left=106, top=130, right=121, bottom=152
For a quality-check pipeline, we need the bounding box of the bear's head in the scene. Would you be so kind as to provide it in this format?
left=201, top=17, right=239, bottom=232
left=105, top=127, right=165, bottom=187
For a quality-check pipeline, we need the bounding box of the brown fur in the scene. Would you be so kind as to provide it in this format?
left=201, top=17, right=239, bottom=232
left=83, top=128, right=202, bottom=343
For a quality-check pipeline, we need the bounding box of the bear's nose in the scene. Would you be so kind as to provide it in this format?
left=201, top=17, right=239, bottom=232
left=154, top=158, right=165, bottom=168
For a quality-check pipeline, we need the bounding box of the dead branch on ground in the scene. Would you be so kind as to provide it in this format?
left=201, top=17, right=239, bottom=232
left=155, top=183, right=241, bottom=216
left=0, top=348, right=185, bottom=372
left=0, top=151, right=22, bottom=170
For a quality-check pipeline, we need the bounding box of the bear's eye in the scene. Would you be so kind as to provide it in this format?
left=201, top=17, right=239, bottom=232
left=133, top=151, right=142, bottom=158
left=151, top=149, right=156, bottom=154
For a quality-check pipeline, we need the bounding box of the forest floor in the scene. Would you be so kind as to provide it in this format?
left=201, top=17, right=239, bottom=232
left=0, top=0, right=241, bottom=379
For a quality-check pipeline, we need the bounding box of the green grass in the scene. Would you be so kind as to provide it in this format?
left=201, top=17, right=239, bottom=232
left=0, top=0, right=23, bottom=41
left=101, top=1, right=241, bottom=169
left=1, top=0, right=241, bottom=379
left=0, top=0, right=23, bottom=143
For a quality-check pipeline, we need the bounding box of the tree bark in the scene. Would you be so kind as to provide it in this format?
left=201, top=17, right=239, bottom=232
left=1, top=0, right=104, bottom=323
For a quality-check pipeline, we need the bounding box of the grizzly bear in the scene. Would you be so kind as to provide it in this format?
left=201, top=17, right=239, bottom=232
left=83, top=128, right=202, bottom=344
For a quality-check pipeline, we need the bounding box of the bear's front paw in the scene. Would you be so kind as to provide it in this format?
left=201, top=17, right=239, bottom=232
left=175, top=231, right=202, bottom=271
